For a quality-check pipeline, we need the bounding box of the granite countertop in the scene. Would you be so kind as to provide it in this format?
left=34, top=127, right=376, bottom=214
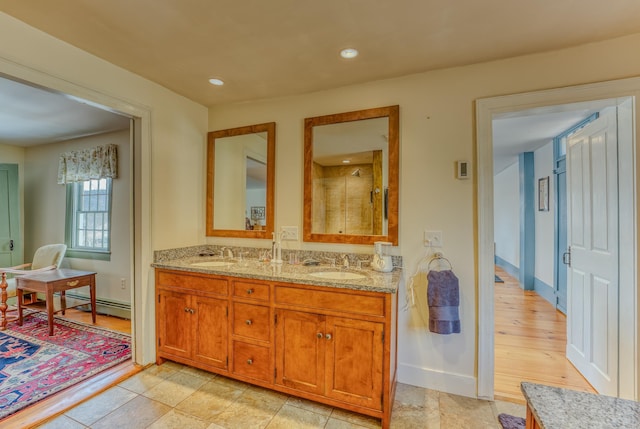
left=521, top=382, right=640, bottom=429
left=152, top=255, right=400, bottom=294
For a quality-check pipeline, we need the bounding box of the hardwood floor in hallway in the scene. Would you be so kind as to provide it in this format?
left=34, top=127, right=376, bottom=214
left=493, top=266, right=596, bottom=403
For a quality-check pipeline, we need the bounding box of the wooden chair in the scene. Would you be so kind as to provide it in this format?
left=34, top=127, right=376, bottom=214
left=0, top=244, right=67, bottom=329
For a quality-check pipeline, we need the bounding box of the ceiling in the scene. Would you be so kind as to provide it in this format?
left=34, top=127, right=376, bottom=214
left=1, top=1, right=639, bottom=160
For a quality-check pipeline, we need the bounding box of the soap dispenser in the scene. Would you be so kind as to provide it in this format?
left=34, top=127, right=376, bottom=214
left=371, top=241, right=393, bottom=272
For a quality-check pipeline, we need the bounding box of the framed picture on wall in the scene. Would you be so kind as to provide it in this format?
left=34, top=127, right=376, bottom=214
left=251, top=206, right=265, bottom=220
left=538, top=176, right=549, bottom=211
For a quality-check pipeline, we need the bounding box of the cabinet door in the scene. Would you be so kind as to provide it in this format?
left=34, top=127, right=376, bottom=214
left=325, top=317, right=384, bottom=409
left=193, top=295, right=228, bottom=369
left=157, top=290, right=192, bottom=359
left=275, top=309, right=325, bottom=395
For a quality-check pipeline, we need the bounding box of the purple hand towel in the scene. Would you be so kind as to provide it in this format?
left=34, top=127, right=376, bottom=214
left=427, top=269, right=461, bottom=334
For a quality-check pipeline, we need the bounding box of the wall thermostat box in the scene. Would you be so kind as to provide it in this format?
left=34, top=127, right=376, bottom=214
left=457, top=160, right=470, bottom=179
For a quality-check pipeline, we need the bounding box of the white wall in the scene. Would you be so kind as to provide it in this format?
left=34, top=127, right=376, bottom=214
left=494, top=162, right=520, bottom=269
left=208, top=32, right=640, bottom=396
left=24, top=130, right=131, bottom=304
left=534, top=142, right=555, bottom=288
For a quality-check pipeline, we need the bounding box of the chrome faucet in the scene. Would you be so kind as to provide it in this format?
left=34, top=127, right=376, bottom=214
left=340, top=254, right=350, bottom=269
left=220, top=247, right=234, bottom=258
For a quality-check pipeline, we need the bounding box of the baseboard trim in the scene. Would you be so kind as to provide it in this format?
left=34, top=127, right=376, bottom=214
left=533, top=277, right=555, bottom=306
left=495, top=256, right=519, bottom=279
left=397, top=363, right=477, bottom=398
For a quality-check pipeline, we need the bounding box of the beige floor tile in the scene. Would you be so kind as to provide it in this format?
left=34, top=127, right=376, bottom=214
left=90, top=395, right=172, bottom=429
left=394, top=382, right=439, bottom=411
left=175, top=379, right=245, bottom=421
left=36, top=414, right=87, bottom=429
left=439, top=392, right=497, bottom=426
left=147, top=409, right=210, bottom=429
left=143, top=370, right=209, bottom=407
left=118, top=364, right=179, bottom=394
left=325, top=418, right=373, bottom=429
left=211, top=387, right=287, bottom=429
left=265, top=404, right=329, bottom=428
left=439, top=412, right=500, bottom=429
left=179, top=364, right=218, bottom=380
left=389, top=404, right=439, bottom=428
left=329, top=408, right=381, bottom=429
left=64, top=385, right=137, bottom=426
left=285, top=396, right=334, bottom=417
left=494, top=399, right=526, bottom=419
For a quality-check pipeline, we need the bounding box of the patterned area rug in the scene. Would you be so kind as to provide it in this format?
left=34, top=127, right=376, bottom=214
left=0, top=312, right=131, bottom=419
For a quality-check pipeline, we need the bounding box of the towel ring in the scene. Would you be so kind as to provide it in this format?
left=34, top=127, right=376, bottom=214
left=427, top=253, right=452, bottom=271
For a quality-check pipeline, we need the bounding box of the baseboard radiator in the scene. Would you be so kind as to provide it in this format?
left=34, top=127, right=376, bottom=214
left=63, top=292, right=131, bottom=320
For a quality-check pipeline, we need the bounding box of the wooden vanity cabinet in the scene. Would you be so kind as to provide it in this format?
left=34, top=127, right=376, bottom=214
left=275, top=309, right=384, bottom=409
left=156, top=270, right=229, bottom=371
left=155, top=269, right=397, bottom=429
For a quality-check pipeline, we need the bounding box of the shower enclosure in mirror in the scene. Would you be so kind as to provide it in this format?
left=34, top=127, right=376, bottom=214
left=206, top=122, right=275, bottom=238
left=303, top=106, right=399, bottom=245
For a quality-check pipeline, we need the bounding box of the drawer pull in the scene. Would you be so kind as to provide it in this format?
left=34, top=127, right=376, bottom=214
left=247, top=359, right=253, bottom=365
left=325, top=333, right=332, bottom=341
left=184, top=307, right=190, bottom=313
left=317, top=332, right=323, bottom=339
left=67, top=280, right=80, bottom=287
left=246, top=288, right=254, bottom=295
left=245, top=319, right=252, bottom=326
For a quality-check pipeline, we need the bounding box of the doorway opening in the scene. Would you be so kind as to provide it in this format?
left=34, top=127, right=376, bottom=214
left=477, top=79, right=638, bottom=401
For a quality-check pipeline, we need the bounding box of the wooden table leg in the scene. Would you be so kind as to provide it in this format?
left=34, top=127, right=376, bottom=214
left=17, top=287, right=23, bottom=326
left=46, top=287, right=54, bottom=336
left=90, top=275, right=96, bottom=324
left=61, top=290, right=66, bottom=315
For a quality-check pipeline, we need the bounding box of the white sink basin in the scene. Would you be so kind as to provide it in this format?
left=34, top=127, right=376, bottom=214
left=191, top=260, right=235, bottom=268
left=309, top=271, right=366, bottom=280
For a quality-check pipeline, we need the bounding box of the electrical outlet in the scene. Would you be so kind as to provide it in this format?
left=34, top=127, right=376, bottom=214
left=424, top=230, right=443, bottom=247
left=120, top=278, right=126, bottom=289
left=281, top=226, right=298, bottom=241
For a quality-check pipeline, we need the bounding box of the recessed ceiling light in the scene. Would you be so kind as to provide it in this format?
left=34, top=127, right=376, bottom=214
left=342, top=159, right=351, bottom=164
left=208, top=78, right=224, bottom=86
left=340, top=48, right=359, bottom=59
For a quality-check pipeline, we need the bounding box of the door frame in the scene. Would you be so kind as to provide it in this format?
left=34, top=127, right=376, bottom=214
left=477, top=78, right=638, bottom=400
left=0, top=56, right=153, bottom=365
left=0, top=163, right=22, bottom=266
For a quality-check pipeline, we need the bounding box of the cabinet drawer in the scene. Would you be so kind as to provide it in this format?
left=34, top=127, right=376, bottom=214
left=275, top=285, right=385, bottom=317
left=233, top=281, right=270, bottom=301
left=157, top=271, right=228, bottom=296
left=233, top=341, right=271, bottom=382
left=232, top=302, right=270, bottom=341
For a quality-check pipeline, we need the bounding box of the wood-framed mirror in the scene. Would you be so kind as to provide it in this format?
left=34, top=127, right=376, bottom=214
left=303, top=105, right=399, bottom=245
left=206, top=122, right=275, bottom=238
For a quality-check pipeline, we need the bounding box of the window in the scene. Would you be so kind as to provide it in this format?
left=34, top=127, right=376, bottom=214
left=65, top=178, right=112, bottom=260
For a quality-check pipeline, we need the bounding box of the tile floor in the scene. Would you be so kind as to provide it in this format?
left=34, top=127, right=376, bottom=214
left=36, top=362, right=526, bottom=429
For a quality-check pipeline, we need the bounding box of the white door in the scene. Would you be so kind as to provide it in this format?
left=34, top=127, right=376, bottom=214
left=566, top=108, right=618, bottom=396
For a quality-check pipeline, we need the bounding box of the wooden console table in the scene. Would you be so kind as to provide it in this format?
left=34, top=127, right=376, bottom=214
left=17, top=268, right=97, bottom=335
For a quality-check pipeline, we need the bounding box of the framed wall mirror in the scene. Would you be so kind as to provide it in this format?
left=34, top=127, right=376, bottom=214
left=206, top=122, right=275, bottom=238
left=303, top=105, right=399, bottom=245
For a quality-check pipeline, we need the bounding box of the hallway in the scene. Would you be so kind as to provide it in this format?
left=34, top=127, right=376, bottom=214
left=493, top=266, right=596, bottom=403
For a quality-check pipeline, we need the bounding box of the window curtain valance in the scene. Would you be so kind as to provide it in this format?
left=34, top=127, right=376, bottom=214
left=57, top=144, right=118, bottom=184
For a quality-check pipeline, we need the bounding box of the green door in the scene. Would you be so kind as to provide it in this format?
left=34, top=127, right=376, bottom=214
left=0, top=164, right=21, bottom=267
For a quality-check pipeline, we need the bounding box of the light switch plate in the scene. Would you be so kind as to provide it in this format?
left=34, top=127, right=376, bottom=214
left=281, top=226, right=298, bottom=241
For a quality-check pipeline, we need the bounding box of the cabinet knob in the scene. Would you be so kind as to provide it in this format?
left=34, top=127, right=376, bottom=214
left=247, top=359, right=253, bottom=365
left=317, top=332, right=323, bottom=339
left=190, top=308, right=195, bottom=314
left=325, top=333, right=332, bottom=340
left=246, top=288, right=254, bottom=294
left=184, top=307, right=190, bottom=313
left=245, top=319, right=252, bottom=325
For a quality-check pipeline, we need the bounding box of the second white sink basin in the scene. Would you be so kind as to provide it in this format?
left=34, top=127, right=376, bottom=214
left=191, top=260, right=235, bottom=268
left=309, top=271, right=366, bottom=280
